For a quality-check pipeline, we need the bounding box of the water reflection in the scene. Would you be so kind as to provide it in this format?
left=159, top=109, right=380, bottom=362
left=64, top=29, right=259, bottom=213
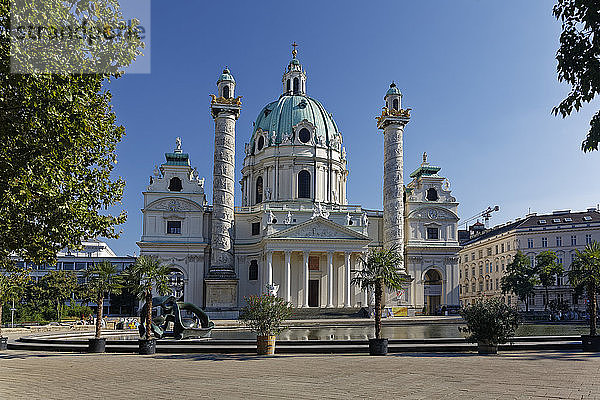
left=210, top=323, right=588, bottom=341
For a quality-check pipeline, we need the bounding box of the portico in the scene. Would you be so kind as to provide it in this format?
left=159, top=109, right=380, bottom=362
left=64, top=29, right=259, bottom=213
left=261, top=216, right=370, bottom=308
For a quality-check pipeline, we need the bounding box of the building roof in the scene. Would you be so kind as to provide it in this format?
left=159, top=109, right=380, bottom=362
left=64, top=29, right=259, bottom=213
left=164, top=152, right=190, bottom=166
left=386, top=82, right=402, bottom=97
left=461, top=209, right=600, bottom=246
left=217, top=67, right=235, bottom=84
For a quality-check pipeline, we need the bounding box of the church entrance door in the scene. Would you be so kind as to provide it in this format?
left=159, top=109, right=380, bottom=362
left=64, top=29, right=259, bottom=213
left=424, top=269, right=443, bottom=315
left=308, top=280, right=319, bottom=307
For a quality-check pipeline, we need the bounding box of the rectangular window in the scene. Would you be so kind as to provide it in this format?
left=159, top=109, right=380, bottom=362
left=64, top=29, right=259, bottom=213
left=426, top=227, right=439, bottom=240
left=556, top=274, right=563, bottom=286
left=542, top=237, right=548, bottom=247
left=586, top=234, right=592, bottom=245
left=507, top=243, right=511, bottom=251
left=63, top=262, right=74, bottom=271
left=495, top=262, right=499, bottom=272
left=501, top=244, right=505, bottom=253
left=464, top=285, right=468, bottom=293
left=472, top=283, right=476, bottom=292
left=309, top=256, right=320, bottom=271
left=485, top=280, right=489, bottom=290
left=557, top=293, right=564, bottom=303
left=571, top=235, right=577, bottom=246
left=529, top=295, right=535, bottom=306
left=556, top=236, right=562, bottom=247
left=479, top=265, right=483, bottom=275
left=487, top=247, right=492, bottom=256
left=459, top=269, right=462, bottom=279
left=478, top=250, right=483, bottom=259
left=249, top=260, right=258, bottom=281
left=479, top=281, right=483, bottom=292
left=75, top=262, right=86, bottom=270
left=495, top=245, right=499, bottom=254
left=527, top=239, right=534, bottom=248
left=464, top=255, right=469, bottom=263
left=495, top=278, right=499, bottom=290
left=529, top=256, right=535, bottom=267
left=251, top=222, right=260, bottom=235
left=167, top=220, right=181, bottom=234
left=501, top=261, right=505, bottom=271
left=471, top=252, right=475, bottom=261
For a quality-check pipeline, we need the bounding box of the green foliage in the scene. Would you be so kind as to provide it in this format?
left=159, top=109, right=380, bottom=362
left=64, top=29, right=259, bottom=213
left=0, top=0, right=144, bottom=266
left=568, top=241, right=600, bottom=336
left=125, top=256, right=170, bottom=301
left=239, top=294, right=292, bottom=336
left=553, top=0, right=600, bottom=152
left=39, top=270, right=78, bottom=321
left=83, top=261, right=123, bottom=303
left=0, top=258, right=30, bottom=305
left=459, top=297, right=521, bottom=346
left=64, top=304, right=92, bottom=319
left=536, top=250, right=564, bottom=311
left=501, top=250, right=538, bottom=311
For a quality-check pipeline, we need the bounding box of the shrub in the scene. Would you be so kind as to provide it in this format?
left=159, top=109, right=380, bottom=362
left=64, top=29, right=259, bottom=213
left=459, top=297, right=520, bottom=346
left=239, top=294, right=292, bottom=336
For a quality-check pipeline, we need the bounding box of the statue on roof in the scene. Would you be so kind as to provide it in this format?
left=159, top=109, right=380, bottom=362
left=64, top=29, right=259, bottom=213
left=175, top=137, right=182, bottom=151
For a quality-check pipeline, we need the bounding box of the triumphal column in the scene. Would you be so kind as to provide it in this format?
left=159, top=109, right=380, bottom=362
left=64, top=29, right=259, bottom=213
left=205, top=67, right=241, bottom=315
left=377, top=82, right=411, bottom=268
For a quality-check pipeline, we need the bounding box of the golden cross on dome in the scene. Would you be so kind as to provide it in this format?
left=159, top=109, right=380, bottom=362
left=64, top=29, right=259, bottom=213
left=291, top=41, right=298, bottom=58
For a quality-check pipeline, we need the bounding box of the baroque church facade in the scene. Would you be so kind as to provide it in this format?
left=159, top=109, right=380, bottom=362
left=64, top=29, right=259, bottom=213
left=137, top=49, right=460, bottom=317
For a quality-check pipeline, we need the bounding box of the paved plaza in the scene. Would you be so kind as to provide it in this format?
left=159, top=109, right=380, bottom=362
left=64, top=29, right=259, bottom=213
left=1, top=350, right=599, bottom=399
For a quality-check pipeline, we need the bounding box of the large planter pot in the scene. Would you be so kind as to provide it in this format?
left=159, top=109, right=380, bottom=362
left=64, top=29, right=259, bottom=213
left=138, top=338, right=156, bottom=355
left=369, top=338, right=388, bottom=356
left=477, top=343, right=498, bottom=355
left=88, top=338, right=106, bottom=353
left=0, top=337, right=7, bottom=351
left=581, top=335, right=600, bottom=352
left=257, top=335, right=276, bottom=355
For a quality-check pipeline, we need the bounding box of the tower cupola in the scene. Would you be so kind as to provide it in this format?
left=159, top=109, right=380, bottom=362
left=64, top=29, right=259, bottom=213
left=217, top=67, right=235, bottom=99
left=282, top=42, right=307, bottom=95
left=384, top=82, right=402, bottom=111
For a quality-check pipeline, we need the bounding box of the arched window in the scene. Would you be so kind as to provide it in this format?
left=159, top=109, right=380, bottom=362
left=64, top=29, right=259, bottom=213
left=255, top=176, right=263, bottom=203
left=293, top=77, right=299, bottom=94
left=257, top=136, right=264, bottom=151
left=298, top=170, right=310, bottom=198
left=392, top=98, right=399, bottom=110
left=286, top=79, right=290, bottom=93
left=168, top=177, right=182, bottom=192
left=298, top=128, right=311, bottom=143
left=426, top=188, right=438, bottom=201
left=222, top=85, right=230, bottom=99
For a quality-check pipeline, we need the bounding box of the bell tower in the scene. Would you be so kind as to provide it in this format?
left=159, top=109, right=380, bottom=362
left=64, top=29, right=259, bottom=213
left=205, top=67, right=242, bottom=315
left=282, top=42, right=307, bottom=95
left=377, top=82, right=411, bottom=267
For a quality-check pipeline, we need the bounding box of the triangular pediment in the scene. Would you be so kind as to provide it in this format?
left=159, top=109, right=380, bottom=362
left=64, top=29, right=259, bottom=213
left=269, top=216, right=370, bottom=241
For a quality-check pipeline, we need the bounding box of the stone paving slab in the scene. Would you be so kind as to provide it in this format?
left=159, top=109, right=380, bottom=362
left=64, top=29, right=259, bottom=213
left=1, top=350, right=599, bottom=399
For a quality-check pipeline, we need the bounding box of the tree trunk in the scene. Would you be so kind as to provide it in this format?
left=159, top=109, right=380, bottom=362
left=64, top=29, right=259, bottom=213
left=545, top=286, right=549, bottom=312
left=145, top=290, right=153, bottom=340
left=589, top=284, right=597, bottom=337
left=374, top=279, right=383, bottom=340
left=95, top=294, right=104, bottom=339
left=0, top=302, right=4, bottom=338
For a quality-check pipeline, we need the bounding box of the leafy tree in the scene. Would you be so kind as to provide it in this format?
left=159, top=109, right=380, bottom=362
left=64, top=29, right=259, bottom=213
left=125, top=256, right=170, bottom=340
left=0, top=259, right=30, bottom=337
left=568, top=241, right=600, bottom=336
left=83, top=261, right=123, bottom=339
left=0, top=0, right=144, bottom=266
left=352, top=246, right=407, bottom=340
left=239, top=294, right=292, bottom=336
left=536, top=251, right=564, bottom=311
left=501, top=251, right=538, bottom=312
left=39, top=270, right=78, bottom=321
left=553, top=0, right=600, bottom=152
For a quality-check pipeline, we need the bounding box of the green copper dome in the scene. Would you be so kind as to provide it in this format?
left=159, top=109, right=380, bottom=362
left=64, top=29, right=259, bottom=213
left=217, top=67, right=235, bottom=84
left=386, top=82, right=401, bottom=96
left=249, top=94, right=340, bottom=153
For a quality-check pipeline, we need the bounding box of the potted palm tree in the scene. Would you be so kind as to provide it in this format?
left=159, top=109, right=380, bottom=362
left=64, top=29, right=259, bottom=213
left=0, top=259, right=30, bottom=351
left=83, top=260, right=123, bottom=353
left=568, top=241, right=600, bottom=351
left=459, top=297, right=520, bottom=355
left=125, top=255, right=170, bottom=355
left=239, top=294, right=292, bottom=355
left=352, top=246, right=407, bottom=356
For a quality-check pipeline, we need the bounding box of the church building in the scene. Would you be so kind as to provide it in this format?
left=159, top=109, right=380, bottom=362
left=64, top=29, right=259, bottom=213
left=137, top=47, right=460, bottom=317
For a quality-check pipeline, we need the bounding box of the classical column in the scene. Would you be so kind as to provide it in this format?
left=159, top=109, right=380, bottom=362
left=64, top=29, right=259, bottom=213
left=344, top=252, right=351, bottom=307
left=302, top=251, right=309, bottom=307
left=284, top=251, right=291, bottom=302
left=266, top=251, right=273, bottom=287
left=327, top=251, right=334, bottom=308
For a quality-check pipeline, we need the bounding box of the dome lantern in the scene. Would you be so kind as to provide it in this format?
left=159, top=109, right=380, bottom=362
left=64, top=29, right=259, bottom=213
left=217, top=67, right=236, bottom=99
left=282, top=42, right=307, bottom=95
left=384, top=82, right=402, bottom=111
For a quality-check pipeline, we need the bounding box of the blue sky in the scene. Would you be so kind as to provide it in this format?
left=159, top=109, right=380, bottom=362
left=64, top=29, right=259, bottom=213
left=105, top=0, right=600, bottom=256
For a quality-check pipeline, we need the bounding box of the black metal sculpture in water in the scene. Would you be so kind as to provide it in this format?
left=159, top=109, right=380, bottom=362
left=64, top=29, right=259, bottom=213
left=139, top=296, right=214, bottom=340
